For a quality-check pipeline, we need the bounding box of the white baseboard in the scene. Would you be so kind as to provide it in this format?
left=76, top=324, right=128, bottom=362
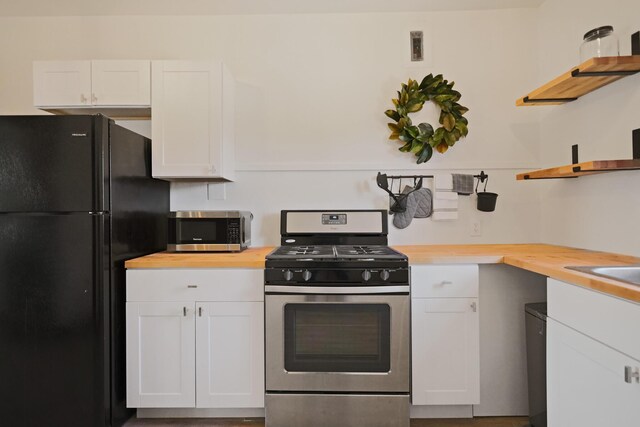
left=137, top=406, right=470, bottom=420
left=137, top=405, right=473, bottom=418
left=136, top=408, right=265, bottom=418
left=410, top=405, right=473, bottom=418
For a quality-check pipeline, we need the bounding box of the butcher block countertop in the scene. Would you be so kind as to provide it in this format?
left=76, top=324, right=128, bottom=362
left=399, top=244, right=640, bottom=303
left=125, top=244, right=640, bottom=303
left=125, top=246, right=276, bottom=269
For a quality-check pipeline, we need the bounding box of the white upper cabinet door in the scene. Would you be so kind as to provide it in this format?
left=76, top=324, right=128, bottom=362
left=126, top=302, right=196, bottom=408
left=151, top=60, right=235, bottom=181
left=33, top=61, right=91, bottom=107
left=412, top=297, right=480, bottom=405
left=91, top=60, right=150, bottom=106
left=196, top=302, right=264, bottom=408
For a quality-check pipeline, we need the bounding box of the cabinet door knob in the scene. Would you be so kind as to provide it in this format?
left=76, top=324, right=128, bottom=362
left=470, top=301, right=477, bottom=312
left=624, top=366, right=639, bottom=383
left=198, top=307, right=203, bottom=317
left=91, top=93, right=97, bottom=104
left=187, top=284, right=198, bottom=288
left=80, top=94, right=87, bottom=104
left=183, top=306, right=187, bottom=317
left=440, top=280, right=452, bottom=286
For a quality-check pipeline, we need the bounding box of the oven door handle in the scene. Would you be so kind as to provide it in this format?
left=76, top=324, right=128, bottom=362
left=265, top=285, right=410, bottom=294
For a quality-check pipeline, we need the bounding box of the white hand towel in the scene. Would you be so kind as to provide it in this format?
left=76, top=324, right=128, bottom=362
left=433, top=197, right=458, bottom=210
left=432, top=189, right=458, bottom=220
left=434, top=174, right=453, bottom=191
left=432, top=211, right=459, bottom=221
left=434, top=191, right=459, bottom=201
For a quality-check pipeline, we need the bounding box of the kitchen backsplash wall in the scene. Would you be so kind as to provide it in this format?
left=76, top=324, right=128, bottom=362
left=0, top=9, right=544, bottom=246
left=536, top=0, right=640, bottom=256
left=171, top=170, right=540, bottom=246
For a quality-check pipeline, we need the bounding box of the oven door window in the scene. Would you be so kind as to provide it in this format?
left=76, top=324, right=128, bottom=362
left=284, top=303, right=391, bottom=373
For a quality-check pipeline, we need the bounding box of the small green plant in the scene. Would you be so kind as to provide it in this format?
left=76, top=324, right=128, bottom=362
left=385, top=74, right=469, bottom=164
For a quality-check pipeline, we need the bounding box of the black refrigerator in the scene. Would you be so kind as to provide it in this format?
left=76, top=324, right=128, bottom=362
left=0, top=115, right=169, bottom=427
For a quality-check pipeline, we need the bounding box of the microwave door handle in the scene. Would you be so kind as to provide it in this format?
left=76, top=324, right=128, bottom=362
left=264, top=285, right=409, bottom=295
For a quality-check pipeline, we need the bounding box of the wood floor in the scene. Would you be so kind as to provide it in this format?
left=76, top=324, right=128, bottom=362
left=124, top=417, right=529, bottom=427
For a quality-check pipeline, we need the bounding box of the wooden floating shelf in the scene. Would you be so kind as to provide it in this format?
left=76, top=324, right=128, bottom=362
left=516, top=56, right=640, bottom=106
left=516, top=159, right=640, bottom=180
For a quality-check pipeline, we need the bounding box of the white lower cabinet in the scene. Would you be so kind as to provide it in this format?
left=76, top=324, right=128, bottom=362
left=547, top=278, right=640, bottom=427
left=411, top=265, right=480, bottom=406
left=126, top=269, right=264, bottom=409
left=196, top=302, right=264, bottom=408
left=547, top=318, right=640, bottom=427
left=126, top=302, right=196, bottom=408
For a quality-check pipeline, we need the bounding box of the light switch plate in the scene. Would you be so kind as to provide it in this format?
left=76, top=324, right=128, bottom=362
left=405, top=26, right=433, bottom=68
left=410, top=31, right=424, bottom=62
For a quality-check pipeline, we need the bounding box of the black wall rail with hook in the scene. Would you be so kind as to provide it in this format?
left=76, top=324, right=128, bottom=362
left=376, top=171, right=489, bottom=213
left=383, top=171, right=489, bottom=182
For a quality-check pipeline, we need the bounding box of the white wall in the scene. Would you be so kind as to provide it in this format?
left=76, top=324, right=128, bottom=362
left=0, top=9, right=543, bottom=247
left=536, top=0, right=640, bottom=256
left=475, top=264, right=547, bottom=417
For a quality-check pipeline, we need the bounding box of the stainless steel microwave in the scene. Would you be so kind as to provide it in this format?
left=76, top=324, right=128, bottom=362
left=167, top=211, right=252, bottom=252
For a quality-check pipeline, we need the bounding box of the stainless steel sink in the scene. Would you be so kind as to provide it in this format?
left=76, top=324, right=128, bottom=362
left=566, top=265, right=640, bottom=287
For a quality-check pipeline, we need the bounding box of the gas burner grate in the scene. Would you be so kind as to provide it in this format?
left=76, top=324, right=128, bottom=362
left=267, top=245, right=406, bottom=261
left=285, top=247, right=321, bottom=256
left=270, top=245, right=336, bottom=258
left=352, top=246, right=386, bottom=255
left=335, top=245, right=400, bottom=257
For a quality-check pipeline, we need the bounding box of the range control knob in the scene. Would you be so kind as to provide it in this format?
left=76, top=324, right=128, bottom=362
left=362, top=270, right=372, bottom=282
left=302, top=270, right=312, bottom=281
left=283, top=270, right=293, bottom=281
left=380, top=270, right=390, bottom=281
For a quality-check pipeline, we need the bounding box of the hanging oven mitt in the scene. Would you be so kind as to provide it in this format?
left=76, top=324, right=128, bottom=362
left=412, top=188, right=433, bottom=218
left=393, top=186, right=419, bottom=229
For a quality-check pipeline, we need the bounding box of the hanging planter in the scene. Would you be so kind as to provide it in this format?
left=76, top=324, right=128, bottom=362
left=385, top=74, right=469, bottom=164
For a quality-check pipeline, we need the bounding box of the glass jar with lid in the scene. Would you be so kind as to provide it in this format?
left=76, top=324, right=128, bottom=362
left=580, top=25, right=619, bottom=62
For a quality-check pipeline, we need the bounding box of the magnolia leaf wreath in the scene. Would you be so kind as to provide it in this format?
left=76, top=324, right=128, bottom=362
left=385, top=74, right=469, bottom=164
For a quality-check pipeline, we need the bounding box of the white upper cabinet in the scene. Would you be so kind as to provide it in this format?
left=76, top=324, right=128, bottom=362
left=151, top=60, right=235, bottom=181
left=33, top=60, right=151, bottom=117
left=33, top=61, right=92, bottom=107
left=90, top=60, right=150, bottom=106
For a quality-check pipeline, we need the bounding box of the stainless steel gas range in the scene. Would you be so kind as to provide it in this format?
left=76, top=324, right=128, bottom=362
left=264, top=210, right=410, bottom=427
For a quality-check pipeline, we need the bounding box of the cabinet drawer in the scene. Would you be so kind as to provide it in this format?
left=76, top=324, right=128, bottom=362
left=127, top=269, right=263, bottom=302
left=548, top=278, right=640, bottom=360
left=411, top=265, right=479, bottom=298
